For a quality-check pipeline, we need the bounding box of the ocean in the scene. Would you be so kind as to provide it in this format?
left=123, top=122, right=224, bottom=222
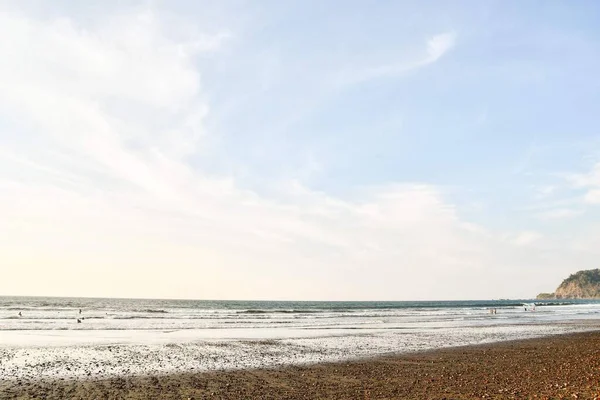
left=2, top=296, right=600, bottom=379
left=2, top=296, right=600, bottom=337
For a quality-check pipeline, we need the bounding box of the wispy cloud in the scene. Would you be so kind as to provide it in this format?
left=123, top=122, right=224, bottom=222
left=1, top=4, right=599, bottom=301
left=565, top=162, right=600, bottom=204
left=335, top=31, right=457, bottom=85
left=426, top=32, right=457, bottom=63
left=508, top=231, right=543, bottom=246
left=584, top=190, right=600, bottom=204
left=536, top=208, right=583, bottom=220
left=534, top=185, right=556, bottom=199
left=0, top=9, right=482, bottom=299
left=0, top=7, right=536, bottom=300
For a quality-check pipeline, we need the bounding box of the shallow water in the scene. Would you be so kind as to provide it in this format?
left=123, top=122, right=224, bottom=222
left=1, top=297, right=599, bottom=380
left=2, top=297, right=600, bottom=343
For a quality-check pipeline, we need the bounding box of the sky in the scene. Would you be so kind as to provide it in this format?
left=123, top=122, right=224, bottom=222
left=1, top=0, right=600, bottom=300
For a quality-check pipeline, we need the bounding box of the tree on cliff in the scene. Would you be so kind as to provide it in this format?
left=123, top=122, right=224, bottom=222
left=537, top=269, right=600, bottom=299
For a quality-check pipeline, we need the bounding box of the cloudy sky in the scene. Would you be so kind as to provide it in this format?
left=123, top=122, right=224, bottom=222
left=1, top=0, right=600, bottom=300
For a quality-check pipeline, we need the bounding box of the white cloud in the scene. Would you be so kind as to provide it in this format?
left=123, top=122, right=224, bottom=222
left=335, top=31, right=456, bottom=85
left=584, top=189, right=600, bottom=204
left=565, top=162, right=600, bottom=204
left=535, top=185, right=556, bottom=199
left=536, top=208, right=583, bottom=220
left=0, top=7, right=593, bottom=300
left=509, top=231, right=543, bottom=246
left=426, top=32, right=457, bottom=63
left=568, top=163, right=600, bottom=188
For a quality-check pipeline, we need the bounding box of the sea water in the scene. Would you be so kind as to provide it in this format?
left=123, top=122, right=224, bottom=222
left=1, top=297, right=599, bottom=379
left=2, top=297, right=600, bottom=338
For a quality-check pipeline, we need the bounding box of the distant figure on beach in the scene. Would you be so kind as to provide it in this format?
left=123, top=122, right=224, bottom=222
left=79, top=309, right=82, bottom=314
left=77, top=318, right=82, bottom=323
left=18, top=311, right=22, bottom=317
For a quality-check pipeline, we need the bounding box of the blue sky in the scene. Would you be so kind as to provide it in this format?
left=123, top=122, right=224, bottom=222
left=1, top=1, right=600, bottom=299
left=197, top=1, right=600, bottom=213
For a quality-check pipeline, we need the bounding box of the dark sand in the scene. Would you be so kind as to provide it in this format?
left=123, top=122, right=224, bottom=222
left=2, top=331, right=600, bottom=399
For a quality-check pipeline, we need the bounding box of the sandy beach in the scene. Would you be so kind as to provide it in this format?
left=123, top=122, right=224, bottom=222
left=2, top=330, right=600, bottom=399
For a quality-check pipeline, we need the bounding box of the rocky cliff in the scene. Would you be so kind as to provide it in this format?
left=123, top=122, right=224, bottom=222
left=537, top=269, right=600, bottom=299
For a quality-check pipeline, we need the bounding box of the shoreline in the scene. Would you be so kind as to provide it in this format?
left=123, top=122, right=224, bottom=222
left=1, top=322, right=597, bottom=383
left=3, top=330, right=600, bottom=399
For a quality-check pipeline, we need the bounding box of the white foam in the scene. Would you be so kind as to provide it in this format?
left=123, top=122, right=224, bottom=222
left=2, top=298, right=600, bottom=381
left=0, top=323, right=597, bottom=380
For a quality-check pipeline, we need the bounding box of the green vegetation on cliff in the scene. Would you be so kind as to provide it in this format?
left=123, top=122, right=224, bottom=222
left=537, top=269, right=600, bottom=299
left=536, top=292, right=554, bottom=300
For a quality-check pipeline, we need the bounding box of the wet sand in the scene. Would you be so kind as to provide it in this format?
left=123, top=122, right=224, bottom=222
left=2, top=331, right=600, bottom=399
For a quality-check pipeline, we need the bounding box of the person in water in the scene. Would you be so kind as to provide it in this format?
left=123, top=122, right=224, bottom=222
left=18, top=311, right=22, bottom=317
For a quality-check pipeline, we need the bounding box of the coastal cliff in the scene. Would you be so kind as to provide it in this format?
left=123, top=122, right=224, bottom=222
left=537, top=269, right=600, bottom=299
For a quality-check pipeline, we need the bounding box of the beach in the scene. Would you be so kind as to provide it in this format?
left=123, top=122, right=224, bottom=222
left=2, top=297, right=600, bottom=398
left=2, top=330, right=600, bottom=399
left=2, top=298, right=600, bottom=379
